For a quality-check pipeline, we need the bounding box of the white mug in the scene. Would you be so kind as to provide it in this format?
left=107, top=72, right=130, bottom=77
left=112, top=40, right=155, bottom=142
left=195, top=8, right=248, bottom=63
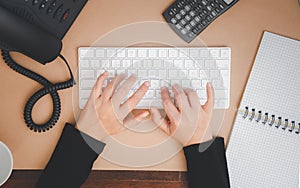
left=0, top=141, right=13, bottom=186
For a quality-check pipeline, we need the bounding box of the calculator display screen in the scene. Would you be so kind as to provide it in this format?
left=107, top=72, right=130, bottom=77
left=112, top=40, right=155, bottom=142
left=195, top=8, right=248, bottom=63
left=223, top=0, right=234, bottom=5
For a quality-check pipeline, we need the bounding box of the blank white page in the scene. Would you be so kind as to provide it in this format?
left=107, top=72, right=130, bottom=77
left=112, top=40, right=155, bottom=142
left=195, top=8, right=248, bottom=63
left=226, top=32, right=300, bottom=187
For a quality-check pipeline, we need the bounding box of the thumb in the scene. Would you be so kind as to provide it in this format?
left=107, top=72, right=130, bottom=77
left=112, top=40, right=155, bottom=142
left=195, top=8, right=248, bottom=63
left=150, top=107, right=170, bottom=135
left=124, top=111, right=149, bottom=128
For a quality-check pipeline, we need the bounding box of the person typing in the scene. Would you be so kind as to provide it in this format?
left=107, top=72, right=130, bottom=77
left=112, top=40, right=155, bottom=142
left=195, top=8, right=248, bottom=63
left=35, top=72, right=230, bottom=188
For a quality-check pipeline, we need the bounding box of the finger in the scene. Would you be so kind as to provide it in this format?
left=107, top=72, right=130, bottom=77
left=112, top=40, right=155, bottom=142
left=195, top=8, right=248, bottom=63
left=161, top=87, right=179, bottom=123
left=183, top=88, right=200, bottom=109
left=121, top=81, right=150, bottom=112
left=203, top=83, right=214, bottom=112
left=102, top=74, right=126, bottom=102
left=172, top=84, right=189, bottom=111
left=150, top=107, right=170, bottom=135
left=112, top=74, right=137, bottom=104
left=93, top=71, right=109, bottom=97
left=124, top=110, right=149, bottom=128
left=86, top=71, right=108, bottom=107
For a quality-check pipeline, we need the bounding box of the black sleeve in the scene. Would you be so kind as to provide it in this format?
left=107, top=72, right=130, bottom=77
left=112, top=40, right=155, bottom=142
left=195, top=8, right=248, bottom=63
left=183, top=137, right=230, bottom=188
left=35, top=123, right=106, bottom=188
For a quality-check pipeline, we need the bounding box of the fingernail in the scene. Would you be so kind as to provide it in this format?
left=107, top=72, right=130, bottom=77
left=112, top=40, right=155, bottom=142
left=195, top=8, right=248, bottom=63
left=207, top=82, right=212, bottom=88
left=142, top=111, right=149, bottom=117
left=161, top=86, right=167, bottom=91
left=144, top=81, right=150, bottom=87
left=103, top=71, right=108, bottom=75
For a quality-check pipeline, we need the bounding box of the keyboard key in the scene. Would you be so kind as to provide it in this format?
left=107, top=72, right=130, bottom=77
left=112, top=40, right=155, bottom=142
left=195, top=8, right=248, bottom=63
left=149, top=49, right=157, bottom=57
left=189, top=70, right=198, bottom=78
left=153, top=60, right=163, bottom=67
left=158, top=49, right=167, bottom=57
left=81, top=70, right=94, bottom=78
left=215, top=90, right=228, bottom=98
left=80, top=90, right=92, bottom=99
left=169, top=49, right=178, bottom=57
left=179, top=70, right=188, bottom=78
left=150, top=80, right=160, bottom=89
left=185, top=60, right=194, bottom=67
left=205, top=60, right=216, bottom=69
left=107, top=49, right=116, bottom=57
left=210, top=70, right=220, bottom=79
left=210, top=49, right=220, bottom=58
left=197, top=90, right=207, bottom=98
left=221, top=49, right=230, bottom=58
left=200, top=50, right=209, bottom=57
left=182, top=80, right=191, bottom=87
left=80, top=60, right=89, bottom=68
left=117, top=50, right=126, bottom=57
left=190, top=49, right=199, bottom=57
left=138, top=49, right=147, bottom=57
left=122, top=60, right=131, bottom=67
left=171, top=80, right=181, bottom=86
left=112, top=60, right=121, bottom=67
left=80, top=49, right=94, bottom=58
left=128, top=49, right=136, bottom=57
left=148, top=70, right=157, bottom=77
left=80, top=80, right=96, bottom=89
left=127, top=69, right=137, bottom=76
left=143, top=60, right=152, bottom=67
left=91, top=60, right=100, bottom=68
left=191, top=80, right=201, bottom=88
left=96, top=50, right=105, bottom=57
left=145, top=90, right=155, bottom=98
left=138, top=70, right=147, bottom=77
left=174, top=60, right=184, bottom=68
left=216, top=60, right=229, bottom=68
left=169, top=70, right=178, bottom=78
left=158, top=70, right=167, bottom=78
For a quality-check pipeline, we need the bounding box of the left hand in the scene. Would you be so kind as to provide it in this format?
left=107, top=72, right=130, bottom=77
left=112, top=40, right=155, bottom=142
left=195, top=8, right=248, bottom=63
left=76, top=72, right=150, bottom=142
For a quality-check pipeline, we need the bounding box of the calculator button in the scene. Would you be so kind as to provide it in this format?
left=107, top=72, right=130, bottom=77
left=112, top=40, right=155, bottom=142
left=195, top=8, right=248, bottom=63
left=202, top=0, right=208, bottom=6
left=203, top=9, right=208, bottom=14
left=175, top=14, right=181, bottom=20
left=185, top=15, right=191, bottom=21
left=171, top=18, right=177, bottom=24
left=190, top=11, right=196, bottom=17
left=185, top=24, right=192, bottom=31
left=207, top=6, right=212, bottom=11
left=180, top=19, right=187, bottom=25
left=215, top=7, right=221, bottom=13
left=195, top=16, right=201, bottom=22
left=212, top=10, right=217, bottom=17
left=176, top=24, right=182, bottom=29
left=219, top=4, right=225, bottom=9
left=169, top=11, right=174, bottom=16
left=181, top=29, right=188, bottom=35
left=185, top=5, right=191, bottom=11
left=180, top=10, right=186, bottom=15
left=190, top=20, right=196, bottom=26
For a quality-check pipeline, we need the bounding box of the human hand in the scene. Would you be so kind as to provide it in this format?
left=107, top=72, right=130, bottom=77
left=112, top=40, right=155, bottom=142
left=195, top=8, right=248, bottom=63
left=150, top=83, right=214, bottom=147
left=76, top=72, right=150, bottom=142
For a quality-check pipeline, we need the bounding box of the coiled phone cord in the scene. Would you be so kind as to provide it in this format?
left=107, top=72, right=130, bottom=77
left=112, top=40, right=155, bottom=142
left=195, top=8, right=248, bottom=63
left=1, top=50, right=75, bottom=132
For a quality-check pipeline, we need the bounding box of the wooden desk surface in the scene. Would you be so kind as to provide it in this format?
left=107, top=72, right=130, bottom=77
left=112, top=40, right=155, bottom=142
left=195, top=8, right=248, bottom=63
left=0, top=0, right=300, bottom=172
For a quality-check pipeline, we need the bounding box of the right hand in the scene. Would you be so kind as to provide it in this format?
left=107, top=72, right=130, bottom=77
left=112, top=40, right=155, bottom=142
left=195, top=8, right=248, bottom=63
left=150, top=83, right=214, bottom=147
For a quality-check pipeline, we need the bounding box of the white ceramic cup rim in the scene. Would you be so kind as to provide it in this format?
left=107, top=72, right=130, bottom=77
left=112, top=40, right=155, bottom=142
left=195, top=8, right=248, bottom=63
left=0, top=141, right=13, bottom=186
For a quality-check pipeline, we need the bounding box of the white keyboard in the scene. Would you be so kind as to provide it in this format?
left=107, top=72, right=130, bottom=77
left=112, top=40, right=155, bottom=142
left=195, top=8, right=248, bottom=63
left=78, top=47, right=231, bottom=109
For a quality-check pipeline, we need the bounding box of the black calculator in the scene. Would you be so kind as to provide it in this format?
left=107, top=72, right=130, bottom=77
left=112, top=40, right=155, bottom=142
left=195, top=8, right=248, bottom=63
left=163, top=0, right=239, bottom=43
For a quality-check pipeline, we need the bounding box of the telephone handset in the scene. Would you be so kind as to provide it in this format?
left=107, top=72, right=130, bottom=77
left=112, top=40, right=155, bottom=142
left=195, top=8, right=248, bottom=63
left=0, top=6, right=61, bottom=64
left=0, top=0, right=87, bottom=132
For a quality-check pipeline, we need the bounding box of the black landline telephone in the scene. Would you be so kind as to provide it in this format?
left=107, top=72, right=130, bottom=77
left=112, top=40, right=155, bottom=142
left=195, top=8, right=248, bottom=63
left=0, top=0, right=88, bottom=132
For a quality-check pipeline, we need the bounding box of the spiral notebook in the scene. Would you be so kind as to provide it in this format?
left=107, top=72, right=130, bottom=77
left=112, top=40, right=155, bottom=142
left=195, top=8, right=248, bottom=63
left=226, top=32, right=300, bottom=187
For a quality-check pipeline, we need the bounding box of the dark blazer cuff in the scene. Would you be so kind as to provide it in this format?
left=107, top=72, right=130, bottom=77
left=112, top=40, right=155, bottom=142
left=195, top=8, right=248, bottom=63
left=65, top=123, right=106, bottom=155
left=183, top=137, right=225, bottom=159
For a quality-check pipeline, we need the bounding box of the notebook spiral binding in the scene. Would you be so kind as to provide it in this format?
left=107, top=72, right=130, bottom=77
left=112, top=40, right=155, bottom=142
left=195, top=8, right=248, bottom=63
left=241, top=106, right=300, bottom=134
